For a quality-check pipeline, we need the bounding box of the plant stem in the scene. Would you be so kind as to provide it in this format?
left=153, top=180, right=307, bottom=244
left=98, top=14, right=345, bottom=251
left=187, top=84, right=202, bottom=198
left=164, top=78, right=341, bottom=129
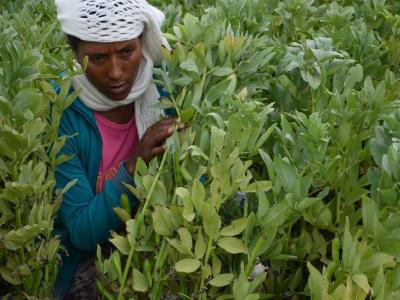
left=151, top=239, right=167, bottom=300
left=199, top=237, right=213, bottom=292
left=117, top=151, right=169, bottom=300
left=244, top=235, right=266, bottom=277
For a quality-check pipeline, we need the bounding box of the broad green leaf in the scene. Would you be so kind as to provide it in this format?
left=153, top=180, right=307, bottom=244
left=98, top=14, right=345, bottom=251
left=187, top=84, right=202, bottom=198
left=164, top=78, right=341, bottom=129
left=112, top=252, right=123, bottom=283
left=176, top=187, right=195, bottom=222
left=344, top=64, right=363, bottom=93
left=243, top=181, right=272, bottom=193
left=109, top=235, right=130, bottom=256
left=113, top=207, right=131, bottom=223
left=175, top=259, right=201, bottom=273
left=195, top=229, right=206, bottom=259
left=0, top=267, right=21, bottom=285
left=209, top=273, right=234, bottom=287
left=180, top=58, right=199, bottom=74
left=362, top=195, right=377, bottom=235
left=201, top=202, right=221, bottom=239
left=205, top=79, right=231, bottom=104
left=132, top=268, right=149, bottom=292
left=178, top=227, right=193, bottom=252
left=167, top=238, right=189, bottom=254
left=342, top=217, right=355, bottom=269
left=152, top=206, right=173, bottom=237
left=220, top=218, right=248, bottom=237
left=217, top=237, right=247, bottom=254
left=212, top=255, right=222, bottom=276
left=372, top=266, right=385, bottom=298
left=192, top=178, right=205, bottom=211
left=213, top=67, right=233, bottom=77
left=307, top=262, right=325, bottom=300
left=359, top=252, right=395, bottom=273
left=352, top=273, right=370, bottom=294
left=296, top=198, right=320, bottom=210
left=4, top=224, right=45, bottom=250
left=272, top=157, right=297, bottom=192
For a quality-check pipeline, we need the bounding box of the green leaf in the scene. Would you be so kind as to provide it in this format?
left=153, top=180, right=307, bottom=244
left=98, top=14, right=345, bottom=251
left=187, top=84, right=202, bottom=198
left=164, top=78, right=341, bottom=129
left=176, top=187, right=195, bottom=222
left=213, top=67, right=233, bottom=77
left=195, top=229, right=206, bottom=259
left=13, top=88, right=43, bottom=114
left=4, top=224, right=45, bottom=250
left=307, top=262, right=324, bottom=299
left=296, top=197, right=320, bottom=210
left=205, top=79, right=231, bottom=104
left=167, top=238, right=189, bottom=254
left=175, top=259, right=201, bottom=273
left=372, top=266, right=385, bottom=299
left=112, top=252, right=123, bottom=284
left=113, top=207, right=131, bottom=223
left=255, top=123, right=277, bottom=149
left=109, top=235, right=130, bottom=256
left=178, top=227, right=193, bottom=252
left=352, top=273, right=370, bottom=294
left=180, top=58, right=199, bottom=75
left=344, top=64, right=363, bottom=93
left=359, top=252, right=395, bottom=273
left=362, top=195, right=377, bottom=235
left=243, top=181, right=272, bottom=193
left=220, top=218, right=248, bottom=237
left=132, top=268, right=149, bottom=292
left=180, top=107, right=196, bottom=123
left=217, top=237, right=247, bottom=254
left=202, top=202, right=221, bottom=239
left=273, top=157, right=297, bottom=192
left=209, top=273, right=234, bottom=287
left=192, top=178, right=205, bottom=211
left=0, top=267, right=21, bottom=285
left=212, top=255, right=222, bottom=276
left=152, top=206, right=174, bottom=237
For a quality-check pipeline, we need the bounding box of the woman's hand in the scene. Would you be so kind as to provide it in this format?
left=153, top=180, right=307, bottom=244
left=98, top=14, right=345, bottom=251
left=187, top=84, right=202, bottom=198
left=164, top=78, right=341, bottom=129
left=125, top=118, right=185, bottom=175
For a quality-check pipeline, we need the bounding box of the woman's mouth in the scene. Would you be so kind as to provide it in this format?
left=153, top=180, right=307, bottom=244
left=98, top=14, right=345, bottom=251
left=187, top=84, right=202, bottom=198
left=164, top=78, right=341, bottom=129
left=109, top=83, right=129, bottom=95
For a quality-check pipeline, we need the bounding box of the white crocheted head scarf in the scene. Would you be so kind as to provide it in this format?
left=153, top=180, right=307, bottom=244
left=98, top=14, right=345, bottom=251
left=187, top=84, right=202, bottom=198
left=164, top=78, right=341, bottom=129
left=55, top=0, right=168, bottom=138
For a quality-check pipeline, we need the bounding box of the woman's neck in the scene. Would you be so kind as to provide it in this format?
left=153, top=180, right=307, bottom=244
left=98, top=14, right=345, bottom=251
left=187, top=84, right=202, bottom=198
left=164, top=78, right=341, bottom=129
left=96, top=103, right=134, bottom=124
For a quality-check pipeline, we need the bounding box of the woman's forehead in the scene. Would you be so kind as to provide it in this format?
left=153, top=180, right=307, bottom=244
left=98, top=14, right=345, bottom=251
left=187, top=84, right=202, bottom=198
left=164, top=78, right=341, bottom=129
left=79, top=38, right=141, bottom=53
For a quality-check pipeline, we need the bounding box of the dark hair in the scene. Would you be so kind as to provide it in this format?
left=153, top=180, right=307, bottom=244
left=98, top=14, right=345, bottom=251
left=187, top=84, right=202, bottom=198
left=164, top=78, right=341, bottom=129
left=66, top=34, right=81, bottom=53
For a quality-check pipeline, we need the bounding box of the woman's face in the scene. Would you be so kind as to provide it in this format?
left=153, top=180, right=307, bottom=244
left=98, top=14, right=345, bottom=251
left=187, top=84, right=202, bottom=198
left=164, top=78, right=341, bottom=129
left=76, top=38, right=142, bottom=101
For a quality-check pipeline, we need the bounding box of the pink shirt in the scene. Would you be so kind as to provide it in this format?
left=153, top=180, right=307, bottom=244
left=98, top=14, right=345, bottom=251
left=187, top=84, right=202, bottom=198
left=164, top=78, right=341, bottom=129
left=94, top=112, right=138, bottom=193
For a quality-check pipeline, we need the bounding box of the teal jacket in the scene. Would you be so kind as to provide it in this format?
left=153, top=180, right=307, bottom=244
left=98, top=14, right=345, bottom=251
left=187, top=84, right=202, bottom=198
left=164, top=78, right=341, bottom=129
left=53, top=93, right=137, bottom=299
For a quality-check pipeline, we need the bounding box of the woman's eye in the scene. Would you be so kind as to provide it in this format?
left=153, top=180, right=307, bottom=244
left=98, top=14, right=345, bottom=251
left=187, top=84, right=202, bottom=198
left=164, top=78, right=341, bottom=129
left=89, top=55, right=104, bottom=63
left=122, top=48, right=134, bottom=56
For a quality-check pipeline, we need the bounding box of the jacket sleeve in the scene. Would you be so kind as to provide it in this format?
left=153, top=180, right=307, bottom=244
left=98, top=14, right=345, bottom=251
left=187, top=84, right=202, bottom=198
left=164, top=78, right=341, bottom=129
left=55, top=113, right=136, bottom=252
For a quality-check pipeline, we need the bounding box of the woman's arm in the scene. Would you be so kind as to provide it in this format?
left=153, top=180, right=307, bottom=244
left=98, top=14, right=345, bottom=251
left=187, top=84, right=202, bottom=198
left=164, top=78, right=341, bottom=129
left=55, top=115, right=135, bottom=252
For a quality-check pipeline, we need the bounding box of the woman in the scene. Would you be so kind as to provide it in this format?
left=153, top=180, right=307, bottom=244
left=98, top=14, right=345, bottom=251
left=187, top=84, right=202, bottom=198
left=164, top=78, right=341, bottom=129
left=53, top=0, right=179, bottom=298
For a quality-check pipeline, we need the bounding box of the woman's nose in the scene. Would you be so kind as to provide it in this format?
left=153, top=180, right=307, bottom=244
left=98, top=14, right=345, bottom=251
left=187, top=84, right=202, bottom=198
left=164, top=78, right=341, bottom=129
left=107, top=57, right=123, bottom=81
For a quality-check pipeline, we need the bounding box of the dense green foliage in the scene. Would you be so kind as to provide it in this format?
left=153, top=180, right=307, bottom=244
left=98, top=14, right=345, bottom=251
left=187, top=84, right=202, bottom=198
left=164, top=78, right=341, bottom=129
left=0, top=1, right=77, bottom=298
left=1, top=0, right=400, bottom=299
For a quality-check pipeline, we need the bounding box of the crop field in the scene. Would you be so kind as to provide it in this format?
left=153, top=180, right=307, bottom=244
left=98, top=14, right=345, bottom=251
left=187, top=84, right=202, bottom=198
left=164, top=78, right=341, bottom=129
left=1, top=0, right=400, bottom=299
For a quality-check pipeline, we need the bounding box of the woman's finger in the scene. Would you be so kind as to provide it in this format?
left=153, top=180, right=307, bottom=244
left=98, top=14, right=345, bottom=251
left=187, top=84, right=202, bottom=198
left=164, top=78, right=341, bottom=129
left=151, top=144, right=167, bottom=157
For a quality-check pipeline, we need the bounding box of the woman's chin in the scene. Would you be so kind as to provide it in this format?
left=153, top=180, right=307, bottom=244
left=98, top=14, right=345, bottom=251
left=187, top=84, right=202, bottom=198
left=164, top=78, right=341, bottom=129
left=108, top=94, right=128, bottom=101
left=106, top=90, right=130, bottom=101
